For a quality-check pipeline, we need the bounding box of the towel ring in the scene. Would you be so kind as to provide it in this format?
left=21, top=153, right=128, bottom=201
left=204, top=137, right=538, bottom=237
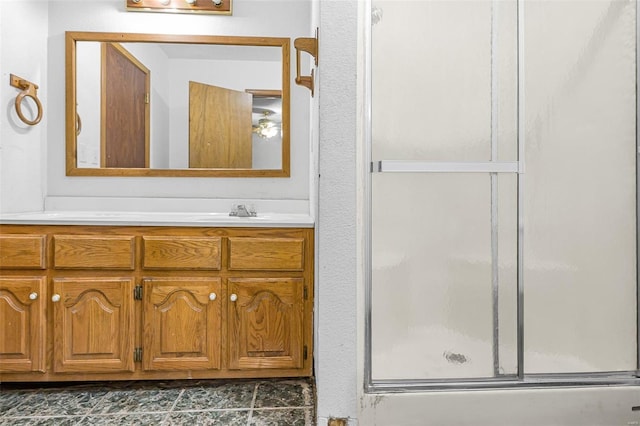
left=10, top=74, right=43, bottom=126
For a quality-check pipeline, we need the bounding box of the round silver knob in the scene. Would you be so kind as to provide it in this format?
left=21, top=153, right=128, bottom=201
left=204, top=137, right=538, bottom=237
left=230, top=294, right=238, bottom=302
left=209, top=292, right=217, bottom=301
left=186, top=0, right=196, bottom=4
left=52, top=294, right=61, bottom=302
left=213, top=0, right=222, bottom=6
left=29, top=292, right=38, bottom=300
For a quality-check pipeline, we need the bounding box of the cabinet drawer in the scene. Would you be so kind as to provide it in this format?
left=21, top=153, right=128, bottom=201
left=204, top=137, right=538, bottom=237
left=142, top=236, right=221, bottom=270
left=53, top=235, right=135, bottom=269
left=228, top=238, right=304, bottom=271
left=0, top=235, right=46, bottom=269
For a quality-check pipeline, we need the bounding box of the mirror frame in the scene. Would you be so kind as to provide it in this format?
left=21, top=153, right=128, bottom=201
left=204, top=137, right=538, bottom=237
left=65, top=31, right=290, bottom=177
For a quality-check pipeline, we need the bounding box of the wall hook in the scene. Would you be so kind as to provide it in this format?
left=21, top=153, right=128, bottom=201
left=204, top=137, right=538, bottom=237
left=294, top=28, right=318, bottom=97
left=10, top=74, right=43, bottom=126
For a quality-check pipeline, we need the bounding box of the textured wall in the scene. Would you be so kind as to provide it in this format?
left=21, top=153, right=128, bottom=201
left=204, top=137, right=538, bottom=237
left=316, top=0, right=358, bottom=423
left=0, top=1, right=48, bottom=213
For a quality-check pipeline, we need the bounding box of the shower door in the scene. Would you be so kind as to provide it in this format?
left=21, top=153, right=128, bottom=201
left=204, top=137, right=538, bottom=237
left=367, top=0, right=637, bottom=388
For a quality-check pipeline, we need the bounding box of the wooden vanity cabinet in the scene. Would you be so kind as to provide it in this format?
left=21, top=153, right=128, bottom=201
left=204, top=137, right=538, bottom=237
left=142, top=277, right=222, bottom=371
left=51, top=277, right=136, bottom=373
left=0, top=233, right=47, bottom=373
left=0, top=225, right=314, bottom=382
left=228, top=277, right=304, bottom=370
left=0, top=276, right=46, bottom=373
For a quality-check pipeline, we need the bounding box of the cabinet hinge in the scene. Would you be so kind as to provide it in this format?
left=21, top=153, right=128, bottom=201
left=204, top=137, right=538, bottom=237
left=144, top=93, right=150, bottom=104
left=134, top=347, right=142, bottom=362
left=303, top=345, right=308, bottom=360
left=134, top=285, right=143, bottom=300
left=304, top=286, right=308, bottom=300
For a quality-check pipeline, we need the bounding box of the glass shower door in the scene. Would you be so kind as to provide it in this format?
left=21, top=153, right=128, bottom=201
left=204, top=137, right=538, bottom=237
left=368, top=0, right=637, bottom=386
left=522, top=0, right=637, bottom=375
left=369, top=0, right=520, bottom=382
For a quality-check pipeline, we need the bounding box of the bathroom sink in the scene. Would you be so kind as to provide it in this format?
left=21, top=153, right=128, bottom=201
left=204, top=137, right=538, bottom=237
left=0, top=211, right=314, bottom=228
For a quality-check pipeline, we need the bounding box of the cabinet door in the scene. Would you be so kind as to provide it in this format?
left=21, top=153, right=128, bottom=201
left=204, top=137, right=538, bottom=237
left=52, top=278, right=134, bottom=373
left=0, top=277, right=46, bottom=372
left=143, top=277, right=221, bottom=371
left=228, top=278, right=304, bottom=370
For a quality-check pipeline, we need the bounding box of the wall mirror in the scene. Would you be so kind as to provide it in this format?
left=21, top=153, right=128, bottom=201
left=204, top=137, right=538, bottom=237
left=65, top=31, right=290, bottom=177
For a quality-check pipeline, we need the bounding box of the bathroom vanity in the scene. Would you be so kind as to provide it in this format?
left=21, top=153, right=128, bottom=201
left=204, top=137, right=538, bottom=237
left=0, top=214, right=314, bottom=382
left=1, top=12, right=318, bottom=384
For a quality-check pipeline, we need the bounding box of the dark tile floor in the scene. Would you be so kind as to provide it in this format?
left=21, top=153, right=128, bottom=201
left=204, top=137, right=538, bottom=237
left=0, top=378, right=315, bottom=425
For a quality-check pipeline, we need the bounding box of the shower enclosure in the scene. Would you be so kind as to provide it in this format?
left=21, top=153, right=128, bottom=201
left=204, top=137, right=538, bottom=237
left=366, top=0, right=638, bottom=390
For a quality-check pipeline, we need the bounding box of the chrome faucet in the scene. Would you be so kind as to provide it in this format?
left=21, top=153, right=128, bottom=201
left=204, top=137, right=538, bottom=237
left=229, top=204, right=257, bottom=217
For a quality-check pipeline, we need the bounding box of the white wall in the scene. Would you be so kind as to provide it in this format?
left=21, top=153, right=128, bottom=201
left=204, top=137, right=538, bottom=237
left=252, top=132, right=282, bottom=170
left=76, top=42, right=101, bottom=168
left=41, top=0, right=311, bottom=209
left=0, top=1, right=48, bottom=213
left=316, top=0, right=359, bottom=424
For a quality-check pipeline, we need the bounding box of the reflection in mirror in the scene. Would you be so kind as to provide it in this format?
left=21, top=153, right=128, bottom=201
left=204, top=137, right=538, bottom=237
left=66, top=32, right=290, bottom=177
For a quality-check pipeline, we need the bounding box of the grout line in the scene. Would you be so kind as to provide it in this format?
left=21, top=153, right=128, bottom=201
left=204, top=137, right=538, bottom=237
left=32, top=411, right=174, bottom=417
left=301, top=380, right=312, bottom=406
left=305, top=407, right=314, bottom=425
left=160, top=388, right=185, bottom=426
left=160, top=411, right=172, bottom=425
left=86, top=387, right=114, bottom=415
left=168, top=389, right=185, bottom=412
left=171, top=407, right=255, bottom=413
left=1, top=415, right=85, bottom=419
left=246, top=382, right=259, bottom=425
left=251, top=406, right=312, bottom=411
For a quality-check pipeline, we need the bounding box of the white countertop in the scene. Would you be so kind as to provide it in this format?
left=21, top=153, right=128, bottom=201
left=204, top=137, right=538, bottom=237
left=0, top=211, right=315, bottom=228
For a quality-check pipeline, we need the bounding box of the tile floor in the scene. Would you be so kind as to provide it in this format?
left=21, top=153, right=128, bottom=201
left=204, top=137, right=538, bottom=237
left=0, top=378, right=315, bottom=425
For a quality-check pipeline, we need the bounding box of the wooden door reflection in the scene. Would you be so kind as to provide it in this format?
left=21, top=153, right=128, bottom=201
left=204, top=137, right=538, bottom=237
left=102, top=42, right=150, bottom=168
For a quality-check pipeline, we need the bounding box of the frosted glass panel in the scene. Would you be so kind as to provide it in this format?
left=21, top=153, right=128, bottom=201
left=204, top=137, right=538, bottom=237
left=369, top=0, right=638, bottom=385
left=371, top=173, right=517, bottom=380
left=523, top=0, right=637, bottom=373
left=371, top=0, right=517, bottom=162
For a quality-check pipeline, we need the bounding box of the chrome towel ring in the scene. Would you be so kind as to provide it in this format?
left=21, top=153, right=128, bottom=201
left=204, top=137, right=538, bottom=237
left=10, top=74, right=43, bottom=126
